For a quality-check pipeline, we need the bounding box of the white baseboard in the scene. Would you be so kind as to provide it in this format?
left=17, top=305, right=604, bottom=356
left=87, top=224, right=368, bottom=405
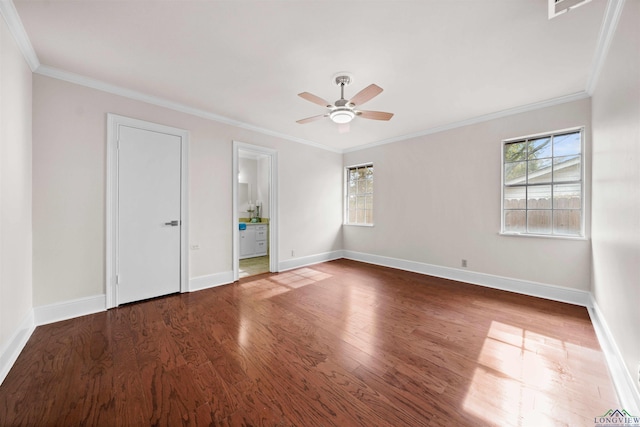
left=0, top=310, right=35, bottom=386
left=4, top=253, right=636, bottom=414
left=589, top=299, right=640, bottom=414
left=34, top=294, right=106, bottom=326
left=343, top=250, right=592, bottom=307
left=189, top=271, right=234, bottom=292
left=278, top=250, right=344, bottom=272
left=342, top=250, right=639, bottom=412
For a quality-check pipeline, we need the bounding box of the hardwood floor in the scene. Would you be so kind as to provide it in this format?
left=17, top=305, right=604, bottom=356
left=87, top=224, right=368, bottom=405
left=0, top=259, right=618, bottom=426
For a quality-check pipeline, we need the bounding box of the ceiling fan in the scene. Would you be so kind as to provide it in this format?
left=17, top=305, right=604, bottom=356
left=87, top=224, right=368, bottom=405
left=296, top=75, right=394, bottom=126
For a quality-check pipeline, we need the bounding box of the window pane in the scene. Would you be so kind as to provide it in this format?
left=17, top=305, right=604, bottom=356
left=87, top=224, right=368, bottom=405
left=365, top=166, right=373, bottom=178
left=505, top=162, right=526, bottom=184
left=504, top=210, right=526, bottom=233
left=528, top=185, right=551, bottom=209
left=553, top=210, right=581, bottom=235
left=348, top=195, right=356, bottom=211
left=505, top=141, right=526, bottom=162
left=528, top=137, right=552, bottom=159
left=348, top=208, right=356, bottom=223
left=365, top=209, right=373, bottom=224
left=527, top=210, right=552, bottom=234
left=527, top=159, right=552, bottom=184
left=553, top=132, right=581, bottom=156
left=502, top=130, right=582, bottom=237
left=553, top=155, right=581, bottom=182
left=504, top=186, right=526, bottom=209
left=346, top=164, right=373, bottom=225
left=553, top=184, right=581, bottom=209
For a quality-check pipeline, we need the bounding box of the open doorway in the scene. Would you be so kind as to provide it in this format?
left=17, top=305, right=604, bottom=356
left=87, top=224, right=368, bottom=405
left=232, top=141, right=278, bottom=281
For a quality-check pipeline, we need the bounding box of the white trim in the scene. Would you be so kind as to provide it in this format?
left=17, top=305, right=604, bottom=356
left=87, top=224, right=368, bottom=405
left=500, top=127, right=586, bottom=238
left=588, top=298, right=640, bottom=415
left=188, top=271, right=234, bottom=292
left=31, top=62, right=595, bottom=156
left=0, top=0, right=40, bottom=71
left=34, top=65, right=339, bottom=153
left=278, top=250, right=344, bottom=272
left=588, top=299, right=640, bottom=414
left=106, top=114, right=189, bottom=308
left=342, top=250, right=592, bottom=306
left=343, top=92, right=590, bottom=153
left=0, top=310, right=35, bottom=386
left=548, top=0, right=593, bottom=19
left=233, top=141, right=279, bottom=281
left=344, top=163, right=374, bottom=226
left=34, top=294, right=106, bottom=326
left=2, top=0, right=617, bottom=155
left=586, top=0, right=626, bottom=95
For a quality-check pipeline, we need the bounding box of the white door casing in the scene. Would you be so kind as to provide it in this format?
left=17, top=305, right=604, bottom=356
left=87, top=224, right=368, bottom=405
left=106, top=114, right=189, bottom=308
left=232, top=141, right=278, bottom=281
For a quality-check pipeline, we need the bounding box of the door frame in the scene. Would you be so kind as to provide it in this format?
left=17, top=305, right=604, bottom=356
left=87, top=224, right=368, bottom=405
left=232, top=141, right=278, bottom=281
left=106, top=114, right=189, bottom=308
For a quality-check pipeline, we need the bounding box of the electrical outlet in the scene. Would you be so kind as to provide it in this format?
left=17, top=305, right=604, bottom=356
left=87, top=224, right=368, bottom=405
left=291, top=250, right=295, bottom=257
left=461, top=259, right=467, bottom=268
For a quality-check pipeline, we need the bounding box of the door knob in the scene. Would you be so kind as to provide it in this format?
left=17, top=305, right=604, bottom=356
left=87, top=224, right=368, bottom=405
left=164, top=220, right=180, bottom=226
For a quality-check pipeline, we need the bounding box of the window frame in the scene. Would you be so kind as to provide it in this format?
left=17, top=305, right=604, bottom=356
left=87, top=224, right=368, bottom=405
left=500, top=127, right=586, bottom=239
left=344, top=162, right=374, bottom=227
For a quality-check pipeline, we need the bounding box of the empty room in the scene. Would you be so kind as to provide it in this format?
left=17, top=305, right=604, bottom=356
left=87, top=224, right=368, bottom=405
left=0, top=0, right=638, bottom=426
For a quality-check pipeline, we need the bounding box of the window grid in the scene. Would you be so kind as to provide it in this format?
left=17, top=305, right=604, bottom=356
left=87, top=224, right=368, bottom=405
left=502, top=129, right=583, bottom=237
left=345, top=164, right=373, bottom=225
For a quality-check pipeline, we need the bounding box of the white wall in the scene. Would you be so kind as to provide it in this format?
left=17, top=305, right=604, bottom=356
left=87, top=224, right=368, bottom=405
left=0, top=16, right=33, bottom=367
left=591, top=0, right=640, bottom=401
left=343, top=98, right=592, bottom=291
left=32, top=74, right=343, bottom=306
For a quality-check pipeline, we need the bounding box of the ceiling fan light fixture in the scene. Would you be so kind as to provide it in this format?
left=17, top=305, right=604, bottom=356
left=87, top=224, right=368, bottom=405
left=329, top=108, right=355, bottom=124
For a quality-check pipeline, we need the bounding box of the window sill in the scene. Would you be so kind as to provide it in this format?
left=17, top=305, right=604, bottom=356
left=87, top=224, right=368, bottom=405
left=343, top=223, right=374, bottom=227
left=499, top=232, right=588, bottom=241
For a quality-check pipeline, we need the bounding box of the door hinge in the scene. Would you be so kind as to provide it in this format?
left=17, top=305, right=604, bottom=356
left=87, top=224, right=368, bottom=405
left=116, top=275, right=120, bottom=285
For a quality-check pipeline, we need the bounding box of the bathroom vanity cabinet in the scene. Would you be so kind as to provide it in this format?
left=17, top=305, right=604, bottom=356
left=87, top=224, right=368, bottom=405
left=239, top=223, right=268, bottom=259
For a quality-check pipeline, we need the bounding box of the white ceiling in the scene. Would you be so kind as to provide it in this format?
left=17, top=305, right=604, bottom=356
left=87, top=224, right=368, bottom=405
left=12, top=0, right=608, bottom=152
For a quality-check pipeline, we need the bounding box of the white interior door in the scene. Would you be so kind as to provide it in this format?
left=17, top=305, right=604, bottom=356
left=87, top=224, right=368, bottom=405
left=117, top=125, right=182, bottom=305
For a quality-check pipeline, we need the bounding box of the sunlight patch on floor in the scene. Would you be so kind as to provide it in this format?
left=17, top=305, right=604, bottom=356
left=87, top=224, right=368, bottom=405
left=239, top=268, right=332, bottom=301
left=462, top=320, right=598, bottom=426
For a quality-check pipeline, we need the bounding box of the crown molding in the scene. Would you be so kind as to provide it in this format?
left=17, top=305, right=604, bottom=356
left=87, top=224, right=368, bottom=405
left=586, top=0, right=626, bottom=95
left=3, top=0, right=619, bottom=154
left=343, top=91, right=591, bottom=153
left=0, top=0, right=39, bottom=71
left=34, top=65, right=341, bottom=153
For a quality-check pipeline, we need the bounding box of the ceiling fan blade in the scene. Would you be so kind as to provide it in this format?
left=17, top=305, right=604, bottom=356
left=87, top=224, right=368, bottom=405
left=357, top=110, right=394, bottom=121
left=298, top=92, right=332, bottom=108
left=349, top=84, right=383, bottom=106
left=296, top=114, right=327, bottom=124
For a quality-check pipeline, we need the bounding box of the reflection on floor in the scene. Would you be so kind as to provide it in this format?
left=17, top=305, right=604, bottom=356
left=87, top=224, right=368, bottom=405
left=239, top=256, right=269, bottom=278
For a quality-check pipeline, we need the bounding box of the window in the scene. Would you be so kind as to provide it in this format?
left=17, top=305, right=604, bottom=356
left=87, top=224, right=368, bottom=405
left=345, top=163, right=373, bottom=225
left=502, top=128, right=583, bottom=237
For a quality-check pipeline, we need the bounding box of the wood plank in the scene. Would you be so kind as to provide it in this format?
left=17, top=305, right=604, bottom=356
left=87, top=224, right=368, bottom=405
left=0, top=259, right=619, bottom=426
